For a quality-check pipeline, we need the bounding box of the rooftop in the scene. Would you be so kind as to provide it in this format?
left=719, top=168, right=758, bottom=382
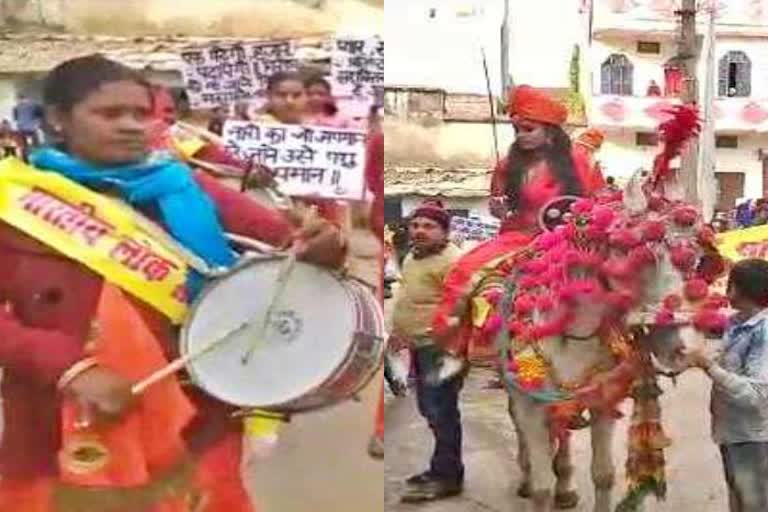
left=385, top=84, right=587, bottom=126
left=384, top=166, right=490, bottom=197
left=0, top=32, right=329, bottom=74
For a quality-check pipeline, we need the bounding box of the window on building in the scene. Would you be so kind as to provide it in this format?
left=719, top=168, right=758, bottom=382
left=715, top=172, right=745, bottom=211
left=601, top=54, right=634, bottom=96
left=716, top=135, right=739, bottom=149
left=637, top=41, right=661, bottom=54
left=636, top=132, right=659, bottom=146
left=718, top=51, right=751, bottom=97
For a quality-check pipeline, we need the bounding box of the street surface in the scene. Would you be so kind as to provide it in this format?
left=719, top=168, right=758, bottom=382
left=384, top=368, right=727, bottom=511
left=246, top=372, right=384, bottom=512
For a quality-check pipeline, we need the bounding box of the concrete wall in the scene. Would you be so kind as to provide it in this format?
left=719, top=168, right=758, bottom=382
left=384, top=118, right=513, bottom=168
left=592, top=0, right=768, bottom=36
left=597, top=129, right=767, bottom=198
left=588, top=29, right=768, bottom=199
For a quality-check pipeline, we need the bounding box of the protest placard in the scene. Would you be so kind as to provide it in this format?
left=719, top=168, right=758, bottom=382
left=222, top=120, right=367, bottom=200
left=331, top=36, right=384, bottom=118
left=450, top=215, right=500, bottom=242
left=180, top=40, right=300, bottom=109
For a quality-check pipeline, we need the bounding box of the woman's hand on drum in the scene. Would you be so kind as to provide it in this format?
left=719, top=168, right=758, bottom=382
left=64, top=366, right=136, bottom=425
left=290, top=219, right=346, bottom=269
left=242, top=162, right=278, bottom=190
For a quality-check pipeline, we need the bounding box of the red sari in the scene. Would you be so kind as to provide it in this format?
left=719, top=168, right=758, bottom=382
left=433, top=150, right=598, bottom=360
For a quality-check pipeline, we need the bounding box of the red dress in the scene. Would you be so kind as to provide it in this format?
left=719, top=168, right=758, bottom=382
left=434, top=151, right=598, bottom=359
left=366, top=133, right=385, bottom=442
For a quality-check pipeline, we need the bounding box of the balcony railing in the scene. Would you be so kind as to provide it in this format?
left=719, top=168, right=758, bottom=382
left=589, top=95, right=682, bottom=130
left=589, top=94, right=768, bottom=132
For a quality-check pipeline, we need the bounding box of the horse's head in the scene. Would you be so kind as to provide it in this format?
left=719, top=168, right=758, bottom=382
left=617, top=183, right=729, bottom=373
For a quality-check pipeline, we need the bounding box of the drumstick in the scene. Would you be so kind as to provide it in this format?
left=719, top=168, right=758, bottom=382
left=187, top=155, right=292, bottom=209
left=132, top=208, right=318, bottom=393
left=188, top=157, right=243, bottom=178
left=240, top=206, right=318, bottom=365
left=240, top=251, right=297, bottom=365
left=131, top=318, right=254, bottom=395
left=225, top=233, right=286, bottom=255
left=174, top=121, right=227, bottom=146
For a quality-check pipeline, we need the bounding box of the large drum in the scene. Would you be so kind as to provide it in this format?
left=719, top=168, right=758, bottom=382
left=181, top=256, right=386, bottom=412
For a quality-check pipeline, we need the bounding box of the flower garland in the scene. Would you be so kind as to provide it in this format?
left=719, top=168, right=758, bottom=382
left=616, top=346, right=671, bottom=512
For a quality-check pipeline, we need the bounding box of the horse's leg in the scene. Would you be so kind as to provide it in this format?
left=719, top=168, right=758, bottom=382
left=553, top=435, right=579, bottom=509
left=590, top=412, right=616, bottom=512
left=508, top=396, right=532, bottom=498
left=510, top=391, right=555, bottom=512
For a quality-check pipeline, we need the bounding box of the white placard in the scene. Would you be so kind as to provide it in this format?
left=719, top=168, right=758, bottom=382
left=180, top=41, right=300, bottom=110
left=331, top=36, right=384, bottom=118
left=222, top=121, right=367, bottom=200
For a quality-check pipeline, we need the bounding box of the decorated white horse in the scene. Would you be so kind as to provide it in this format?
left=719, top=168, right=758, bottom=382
left=437, top=106, right=729, bottom=512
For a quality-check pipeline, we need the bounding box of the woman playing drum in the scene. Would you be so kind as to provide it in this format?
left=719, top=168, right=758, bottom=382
left=0, top=55, right=345, bottom=511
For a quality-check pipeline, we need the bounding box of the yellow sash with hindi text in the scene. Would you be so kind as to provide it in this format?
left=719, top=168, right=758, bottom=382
left=0, top=157, right=190, bottom=323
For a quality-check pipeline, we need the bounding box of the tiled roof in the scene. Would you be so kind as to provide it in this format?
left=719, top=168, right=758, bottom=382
left=384, top=166, right=490, bottom=197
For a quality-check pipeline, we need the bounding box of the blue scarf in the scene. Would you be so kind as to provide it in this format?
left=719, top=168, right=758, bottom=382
left=29, top=147, right=236, bottom=300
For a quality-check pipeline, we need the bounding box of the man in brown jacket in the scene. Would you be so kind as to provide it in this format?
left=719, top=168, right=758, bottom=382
left=392, top=200, right=464, bottom=503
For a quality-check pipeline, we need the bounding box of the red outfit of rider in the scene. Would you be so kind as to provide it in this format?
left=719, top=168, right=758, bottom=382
left=433, top=86, right=602, bottom=360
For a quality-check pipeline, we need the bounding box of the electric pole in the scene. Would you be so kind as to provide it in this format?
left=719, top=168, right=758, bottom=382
left=501, top=0, right=510, bottom=97
left=678, top=0, right=700, bottom=204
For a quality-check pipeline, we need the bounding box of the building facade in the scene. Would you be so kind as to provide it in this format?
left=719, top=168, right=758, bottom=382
left=584, top=0, right=768, bottom=210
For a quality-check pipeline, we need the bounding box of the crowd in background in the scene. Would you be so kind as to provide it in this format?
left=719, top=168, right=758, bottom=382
left=1, top=94, right=45, bottom=160
left=713, top=199, right=768, bottom=232
left=3, top=70, right=382, bottom=165
left=204, top=70, right=380, bottom=136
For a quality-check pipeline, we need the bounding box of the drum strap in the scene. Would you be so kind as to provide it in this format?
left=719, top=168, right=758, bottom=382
left=0, top=157, right=195, bottom=323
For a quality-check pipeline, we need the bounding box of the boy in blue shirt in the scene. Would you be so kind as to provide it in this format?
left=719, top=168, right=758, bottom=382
left=684, top=258, right=768, bottom=512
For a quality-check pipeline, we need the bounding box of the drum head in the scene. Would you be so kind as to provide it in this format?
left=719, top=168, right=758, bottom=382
left=182, top=258, right=356, bottom=408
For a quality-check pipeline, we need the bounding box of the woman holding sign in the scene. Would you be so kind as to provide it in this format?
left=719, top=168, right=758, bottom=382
left=255, top=71, right=350, bottom=226
left=256, top=71, right=308, bottom=126
left=0, top=54, right=345, bottom=511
